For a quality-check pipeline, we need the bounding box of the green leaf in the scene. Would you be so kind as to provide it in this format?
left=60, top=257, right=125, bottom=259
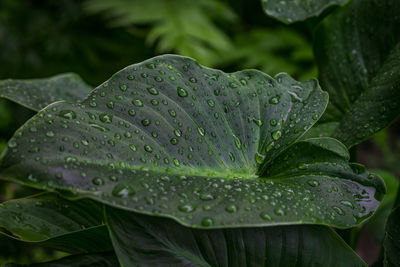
left=301, top=121, right=339, bottom=139
left=384, top=206, right=400, bottom=266
left=106, top=206, right=366, bottom=267
left=4, top=252, right=118, bottom=267
left=0, top=193, right=112, bottom=253
left=0, top=73, right=92, bottom=112
left=261, top=0, right=348, bottom=24
left=0, top=55, right=384, bottom=228
left=314, top=0, right=400, bottom=147
left=364, top=171, right=399, bottom=242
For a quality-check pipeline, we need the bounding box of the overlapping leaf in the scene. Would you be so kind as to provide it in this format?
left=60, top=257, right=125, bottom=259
left=106, top=207, right=366, bottom=267
left=0, top=193, right=111, bottom=253
left=315, top=0, right=400, bottom=147
left=261, top=0, right=348, bottom=24
left=0, top=55, right=384, bottom=228
left=0, top=73, right=92, bottom=112
left=4, top=252, right=118, bottom=267
left=384, top=205, right=400, bottom=266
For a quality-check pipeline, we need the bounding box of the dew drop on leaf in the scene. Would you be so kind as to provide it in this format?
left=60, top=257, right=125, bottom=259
left=177, top=87, right=188, bottom=97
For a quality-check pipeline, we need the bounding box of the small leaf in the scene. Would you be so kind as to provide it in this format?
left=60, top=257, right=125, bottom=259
left=364, top=171, right=399, bottom=242
left=4, top=252, right=118, bottom=267
left=0, top=55, right=384, bottom=228
left=0, top=193, right=112, bottom=253
left=261, top=0, right=349, bottom=24
left=0, top=73, right=92, bottom=111
left=301, top=121, right=339, bottom=139
left=315, top=0, right=400, bottom=147
left=106, top=207, right=366, bottom=267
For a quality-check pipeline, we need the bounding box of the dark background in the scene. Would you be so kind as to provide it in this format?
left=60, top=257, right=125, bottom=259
left=0, top=0, right=398, bottom=264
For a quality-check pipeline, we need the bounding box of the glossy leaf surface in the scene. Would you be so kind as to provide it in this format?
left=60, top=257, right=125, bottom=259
left=106, top=207, right=366, bottom=267
left=261, top=0, right=348, bottom=24
left=4, top=252, right=118, bottom=267
left=0, top=73, right=92, bottom=111
left=0, top=193, right=111, bottom=253
left=0, top=55, right=384, bottom=228
left=315, top=0, right=400, bottom=147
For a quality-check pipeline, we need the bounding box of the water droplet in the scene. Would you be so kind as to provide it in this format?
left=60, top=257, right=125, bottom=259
left=128, top=109, right=136, bottom=116
left=255, top=152, right=265, bottom=164
left=144, top=145, right=153, bottom=153
left=200, top=193, right=214, bottom=201
left=120, top=84, right=128, bottom=91
left=307, top=180, right=320, bottom=187
left=229, top=82, right=238, bottom=88
left=253, top=118, right=263, bottom=127
left=269, top=96, right=280, bottom=104
left=132, top=99, right=143, bottom=107
left=147, top=87, right=159, bottom=95
left=59, top=110, right=76, bottom=119
left=8, top=139, right=17, bottom=148
left=173, top=158, right=180, bottom=166
left=177, top=87, right=188, bottom=97
left=112, top=184, right=135, bottom=198
left=99, top=113, right=113, bottom=123
left=271, top=130, right=281, bottom=140
left=340, top=200, right=354, bottom=209
left=197, top=127, right=205, bottom=136
left=170, top=138, right=179, bottom=145
left=260, top=212, right=271, bottom=220
left=141, top=119, right=151, bottom=126
left=201, top=217, right=214, bottom=227
left=225, top=204, right=238, bottom=213
left=46, top=131, right=55, bottom=137
left=333, top=206, right=345, bottom=215
left=92, top=177, right=104, bottom=186
left=174, top=129, right=182, bottom=137
left=168, top=109, right=177, bottom=117
left=274, top=208, right=285, bottom=216
left=178, top=204, right=195, bottom=213
left=233, top=135, right=242, bottom=150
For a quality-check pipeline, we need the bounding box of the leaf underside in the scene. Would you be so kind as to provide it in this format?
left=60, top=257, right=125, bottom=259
left=261, top=0, right=348, bottom=24
left=106, top=207, right=366, bottom=267
left=0, top=193, right=112, bottom=253
left=4, top=252, right=118, bottom=267
left=315, top=0, right=400, bottom=147
left=0, top=73, right=92, bottom=112
left=0, top=55, right=384, bottom=228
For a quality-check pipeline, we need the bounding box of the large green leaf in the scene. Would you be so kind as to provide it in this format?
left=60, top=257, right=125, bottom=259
left=4, top=252, right=119, bottom=267
left=314, top=0, right=400, bottom=147
left=106, top=207, right=366, bottom=267
left=0, top=193, right=112, bottom=253
left=0, top=55, right=384, bottom=228
left=261, top=0, right=348, bottom=24
left=0, top=73, right=92, bottom=112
